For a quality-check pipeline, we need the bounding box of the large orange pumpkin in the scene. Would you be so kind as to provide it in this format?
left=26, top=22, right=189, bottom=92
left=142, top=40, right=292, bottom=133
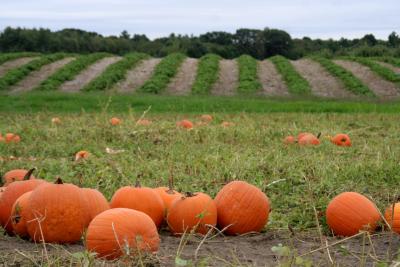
left=0, top=173, right=45, bottom=234
left=26, top=178, right=88, bottom=243
left=384, top=203, right=400, bottom=234
left=86, top=208, right=160, bottom=260
left=110, top=182, right=164, bottom=228
left=326, top=192, right=380, bottom=236
left=81, top=188, right=110, bottom=224
left=11, top=191, right=32, bottom=238
left=167, top=192, right=217, bottom=235
left=214, top=181, right=270, bottom=235
left=2, top=168, right=36, bottom=186
left=331, top=134, right=352, bottom=147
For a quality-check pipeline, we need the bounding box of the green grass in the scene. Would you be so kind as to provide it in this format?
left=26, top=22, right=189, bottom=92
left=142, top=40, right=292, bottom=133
left=191, top=54, right=221, bottom=95
left=0, top=92, right=399, bottom=113
left=270, top=55, right=311, bottom=95
left=83, top=53, right=148, bottom=91
left=345, top=56, right=400, bottom=86
left=311, top=56, right=374, bottom=96
left=140, top=53, right=186, bottom=94
left=376, top=57, right=400, bottom=68
left=0, top=52, right=39, bottom=65
left=0, top=53, right=68, bottom=91
left=237, top=55, right=262, bottom=94
left=35, top=53, right=110, bottom=91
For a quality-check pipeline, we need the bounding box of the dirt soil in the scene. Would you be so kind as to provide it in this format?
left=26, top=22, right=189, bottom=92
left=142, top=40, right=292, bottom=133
left=60, top=57, right=122, bottom=92
left=166, top=58, right=198, bottom=95
left=377, top=61, right=400, bottom=74
left=0, top=230, right=399, bottom=266
left=258, top=60, right=289, bottom=96
left=334, top=60, right=400, bottom=98
left=292, top=59, right=354, bottom=98
left=117, top=58, right=161, bottom=93
left=10, top=58, right=75, bottom=93
left=0, top=57, right=39, bottom=78
left=211, top=60, right=238, bottom=96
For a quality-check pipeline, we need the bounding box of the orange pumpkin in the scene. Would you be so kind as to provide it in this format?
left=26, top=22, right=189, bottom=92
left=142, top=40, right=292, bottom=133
left=298, top=134, right=320, bottom=146
left=81, top=188, right=110, bottom=224
left=4, top=133, right=20, bottom=143
left=283, top=136, right=296, bottom=145
left=384, top=203, right=400, bottom=234
left=167, top=192, right=217, bottom=235
left=2, top=168, right=36, bottom=186
left=11, top=191, right=32, bottom=238
left=214, top=181, right=270, bottom=235
left=110, top=117, right=121, bottom=126
left=75, top=150, right=90, bottom=161
left=331, top=134, right=352, bottom=147
left=326, top=192, right=380, bottom=236
left=136, top=119, right=152, bottom=126
left=51, top=117, right=61, bottom=124
left=26, top=178, right=88, bottom=243
left=200, top=114, right=213, bottom=123
left=297, top=132, right=312, bottom=140
left=110, top=182, right=164, bottom=228
left=86, top=208, right=160, bottom=260
left=221, top=121, right=234, bottom=128
left=0, top=171, right=46, bottom=234
left=177, top=120, right=193, bottom=130
left=154, top=187, right=182, bottom=216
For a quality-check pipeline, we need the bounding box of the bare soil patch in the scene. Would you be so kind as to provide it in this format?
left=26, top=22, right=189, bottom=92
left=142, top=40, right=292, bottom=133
left=60, top=57, right=122, bottom=92
left=258, top=60, right=289, bottom=96
left=377, top=61, right=400, bottom=74
left=0, top=230, right=398, bottom=266
left=117, top=58, right=161, bottom=93
left=292, top=59, right=354, bottom=98
left=334, top=60, right=400, bottom=98
left=211, top=60, right=238, bottom=96
left=166, top=58, right=198, bottom=95
left=10, top=58, right=75, bottom=93
left=0, top=57, right=38, bottom=78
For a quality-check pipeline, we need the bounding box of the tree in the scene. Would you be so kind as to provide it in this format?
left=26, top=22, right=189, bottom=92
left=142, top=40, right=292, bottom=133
left=258, top=28, right=293, bottom=58
left=388, top=32, right=400, bottom=47
left=361, top=34, right=377, bottom=46
left=120, top=30, right=130, bottom=39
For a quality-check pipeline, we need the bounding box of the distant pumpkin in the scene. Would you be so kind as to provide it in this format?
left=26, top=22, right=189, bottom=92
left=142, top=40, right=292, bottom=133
left=177, top=120, right=193, bottom=130
left=384, top=203, right=400, bottom=234
left=331, top=134, right=352, bottom=147
left=110, top=117, right=122, bottom=126
left=4, top=133, right=20, bottom=143
left=298, top=134, right=320, bottom=146
left=86, top=208, right=160, bottom=260
left=200, top=114, right=213, bottom=123
left=51, top=117, right=61, bottom=124
left=221, top=121, right=234, bottom=128
left=75, top=150, right=90, bottom=161
left=326, top=192, right=380, bottom=236
left=283, top=136, right=296, bottom=145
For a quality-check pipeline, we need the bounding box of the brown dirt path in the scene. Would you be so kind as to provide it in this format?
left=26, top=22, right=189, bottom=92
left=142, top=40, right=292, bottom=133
left=292, top=59, right=354, bottom=98
left=10, top=57, right=75, bottom=93
left=117, top=58, right=161, bottom=92
left=60, top=57, right=122, bottom=92
left=334, top=60, right=400, bottom=98
left=211, top=59, right=238, bottom=96
left=0, top=57, right=38, bottom=78
left=0, top=231, right=398, bottom=266
left=258, top=60, right=289, bottom=96
left=166, top=58, right=198, bottom=95
left=377, top=61, right=400, bottom=74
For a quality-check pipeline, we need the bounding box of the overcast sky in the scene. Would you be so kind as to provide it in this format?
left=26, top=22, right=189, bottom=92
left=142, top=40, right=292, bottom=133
left=1, top=0, right=399, bottom=40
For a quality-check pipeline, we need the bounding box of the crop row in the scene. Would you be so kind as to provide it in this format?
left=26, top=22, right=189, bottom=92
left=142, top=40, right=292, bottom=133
left=0, top=52, right=39, bottom=65
left=191, top=54, right=221, bottom=94
left=237, top=55, right=262, bottom=94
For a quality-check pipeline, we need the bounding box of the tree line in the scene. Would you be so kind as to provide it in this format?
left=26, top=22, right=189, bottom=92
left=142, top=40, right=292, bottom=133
left=0, top=26, right=399, bottom=59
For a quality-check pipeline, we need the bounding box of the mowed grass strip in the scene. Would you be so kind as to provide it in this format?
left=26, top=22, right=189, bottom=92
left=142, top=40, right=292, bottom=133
left=311, top=56, right=374, bottom=96
left=140, top=53, right=186, bottom=94
left=35, top=53, right=111, bottom=91
left=82, top=53, right=148, bottom=91
left=345, top=56, right=400, bottom=86
left=0, top=53, right=68, bottom=91
left=270, top=55, right=311, bottom=95
left=191, top=54, right=221, bottom=95
left=0, top=52, right=39, bottom=65
left=237, top=55, right=262, bottom=94
left=0, top=92, right=400, bottom=113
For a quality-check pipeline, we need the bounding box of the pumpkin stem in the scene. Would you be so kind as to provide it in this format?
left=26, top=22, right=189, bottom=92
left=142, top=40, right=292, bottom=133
left=167, top=168, right=175, bottom=194
left=55, top=177, right=63, bottom=184
left=23, top=168, right=36, bottom=181
left=135, top=173, right=142, bottom=188
left=185, top=192, right=197, bottom=198
left=317, top=132, right=321, bottom=139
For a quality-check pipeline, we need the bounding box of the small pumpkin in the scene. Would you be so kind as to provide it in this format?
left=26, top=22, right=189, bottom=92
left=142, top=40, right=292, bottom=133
left=2, top=168, right=36, bottom=187
left=176, top=120, right=193, bottom=130
left=4, top=133, right=20, bottom=143
left=384, top=203, right=400, bottom=234
left=11, top=191, right=32, bottom=238
left=110, top=181, right=164, bottom=228
left=0, top=169, right=45, bottom=234
left=51, top=117, right=61, bottom=124
left=326, top=192, right=380, bottom=236
left=298, top=133, right=320, bottom=146
left=200, top=114, right=213, bottom=123
left=86, top=208, right=160, bottom=260
left=167, top=192, right=217, bottom=235
left=81, top=188, right=110, bottom=224
left=154, top=176, right=182, bottom=216
left=283, top=136, right=296, bottom=145
left=75, top=150, right=90, bottom=161
left=221, top=121, right=234, bottom=128
left=331, top=134, right=351, bottom=147
left=110, top=117, right=122, bottom=126
left=214, top=181, right=270, bottom=235
left=26, top=178, right=88, bottom=243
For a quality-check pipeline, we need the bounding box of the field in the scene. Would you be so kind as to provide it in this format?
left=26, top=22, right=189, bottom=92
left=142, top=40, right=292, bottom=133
left=1, top=53, right=400, bottom=266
